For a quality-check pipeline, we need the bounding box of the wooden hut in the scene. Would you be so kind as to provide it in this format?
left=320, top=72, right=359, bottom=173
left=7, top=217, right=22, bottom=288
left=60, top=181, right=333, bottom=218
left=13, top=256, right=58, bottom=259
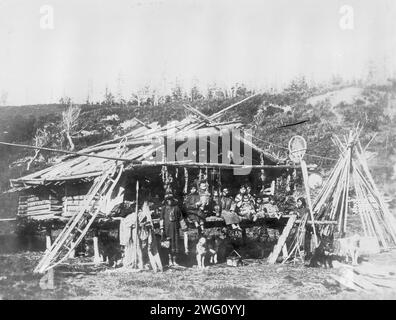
left=8, top=114, right=307, bottom=273
left=10, top=118, right=294, bottom=221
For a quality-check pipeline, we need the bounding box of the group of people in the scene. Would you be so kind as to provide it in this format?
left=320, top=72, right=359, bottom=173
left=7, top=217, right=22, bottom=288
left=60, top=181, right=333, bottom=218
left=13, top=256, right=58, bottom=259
left=183, top=182, right=281, bottom=232
left=113, top=181, right=309, bottom=269
left=157, top=181, right=284, bottom=265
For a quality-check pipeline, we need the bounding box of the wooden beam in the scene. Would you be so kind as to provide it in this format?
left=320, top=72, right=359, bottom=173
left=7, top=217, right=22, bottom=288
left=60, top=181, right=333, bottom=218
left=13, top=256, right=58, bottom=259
left=127, top=161, right=309, bottom=170
left=268, top=215, right=297, bottom=264
left=0, top=141, right=142, bottom=164
left=132, top=117, right=152, bottom=129
left=0, top=218, right=17, bottom=222
left=208, top=93, right=260, bottom=121
left=183, top=104, right=211, bottom=122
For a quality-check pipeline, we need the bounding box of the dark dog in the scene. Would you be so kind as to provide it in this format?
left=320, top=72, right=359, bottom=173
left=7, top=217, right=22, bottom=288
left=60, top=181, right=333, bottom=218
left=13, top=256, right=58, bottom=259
left=309, top=236, right=335, bottom=268
left=98, top=233, right=122, bottom=267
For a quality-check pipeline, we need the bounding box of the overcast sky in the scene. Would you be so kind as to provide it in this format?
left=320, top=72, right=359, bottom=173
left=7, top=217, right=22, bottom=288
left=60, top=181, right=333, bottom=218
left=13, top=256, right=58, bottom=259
left=0, top=0, right=395, bottom=105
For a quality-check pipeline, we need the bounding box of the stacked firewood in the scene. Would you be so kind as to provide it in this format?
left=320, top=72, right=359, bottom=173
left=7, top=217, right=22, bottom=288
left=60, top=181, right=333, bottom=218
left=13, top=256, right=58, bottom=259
left=24, top=194, right=62, bottom=219
left=17, top=196, right=28, bottom=215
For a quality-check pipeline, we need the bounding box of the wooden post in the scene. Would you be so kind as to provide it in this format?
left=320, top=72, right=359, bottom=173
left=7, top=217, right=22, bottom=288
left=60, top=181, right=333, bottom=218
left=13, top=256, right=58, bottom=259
left=281, top=244, right=288, bottom=258
left=68, top=248, right=75, bottom=258
left=300, top=160, right=318, bottom=247
left=183, top=232, right=189, bottom=254
left=45, top=226, right=52, bottom=251
left=132, top=179, right=144, bottom=269
left=64, top=184, right=68, bottom=217
left=93, top=229, right=102, bottom=264
left=268, top=215, right=297, bottom=264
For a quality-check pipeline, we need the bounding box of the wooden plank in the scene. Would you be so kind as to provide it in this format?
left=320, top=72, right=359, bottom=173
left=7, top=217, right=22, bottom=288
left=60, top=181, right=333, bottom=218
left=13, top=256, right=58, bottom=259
left=62, top=195, right=86, bottom=200
left=268, top=215, right=297, bottom=264
left=27, top=204, right=51, bottom=211
left=0, top=218, right=17, bottom=222
left=27, top=200, right=61, bottom=206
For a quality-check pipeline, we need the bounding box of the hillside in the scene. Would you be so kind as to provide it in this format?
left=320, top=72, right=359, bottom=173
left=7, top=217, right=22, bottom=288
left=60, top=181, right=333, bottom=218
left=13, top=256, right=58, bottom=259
left=1, top=81, right=396, bottom=220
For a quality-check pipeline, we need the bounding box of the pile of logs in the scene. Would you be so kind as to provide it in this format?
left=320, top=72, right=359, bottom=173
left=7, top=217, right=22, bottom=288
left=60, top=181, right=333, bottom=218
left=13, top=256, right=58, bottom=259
left=19, top=195, right=63, bottom=219
left=17, top=196, right=28, bottom=215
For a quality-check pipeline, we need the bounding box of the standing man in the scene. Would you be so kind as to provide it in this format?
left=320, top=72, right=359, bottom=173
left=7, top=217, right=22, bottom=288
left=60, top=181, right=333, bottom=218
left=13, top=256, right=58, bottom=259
left=183, top=186, right=201, bottom=229
left=160, top=194, right=183, bottom=266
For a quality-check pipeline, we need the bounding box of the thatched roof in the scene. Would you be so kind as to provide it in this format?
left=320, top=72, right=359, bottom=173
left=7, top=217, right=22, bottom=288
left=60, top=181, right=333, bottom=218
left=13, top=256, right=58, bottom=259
left=10, top=118, right=282, bottom=189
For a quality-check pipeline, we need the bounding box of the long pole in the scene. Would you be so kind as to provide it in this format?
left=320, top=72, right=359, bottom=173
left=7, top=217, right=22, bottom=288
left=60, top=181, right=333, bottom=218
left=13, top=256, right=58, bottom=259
left=0, top=141, right=141, bottom=163
left=301, top=159, right=318, bottom=247
left=133, top=179, right=139, bottom=268
left=208, top=93, right=260, bottom=121
left=1, top=141, right=313, bottom=171
left=128, top=162, right=311, bottom=170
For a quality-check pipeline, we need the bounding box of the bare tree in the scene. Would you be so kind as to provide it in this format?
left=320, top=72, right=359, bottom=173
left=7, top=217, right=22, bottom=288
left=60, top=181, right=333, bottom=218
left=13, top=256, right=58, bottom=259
left=27, top=128, right=50, bottom=170
left=62, top=104, right=81, bottom=151
left=59, top=96, right=72, bottom=106
left=131, top=85, right=151, bottom=106
left=103, top=86, right=115, bottom=105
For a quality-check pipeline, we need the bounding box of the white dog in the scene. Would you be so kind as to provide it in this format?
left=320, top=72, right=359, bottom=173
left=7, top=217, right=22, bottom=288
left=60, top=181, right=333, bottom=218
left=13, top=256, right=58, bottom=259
left=335, top=234, right=360, bottom=266
left=196, top=237, right=207, bottom=269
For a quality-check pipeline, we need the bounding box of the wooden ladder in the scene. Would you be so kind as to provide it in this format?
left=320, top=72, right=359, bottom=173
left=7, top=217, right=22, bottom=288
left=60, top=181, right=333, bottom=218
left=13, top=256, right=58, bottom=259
left=34, top=164, right=124, bottom=274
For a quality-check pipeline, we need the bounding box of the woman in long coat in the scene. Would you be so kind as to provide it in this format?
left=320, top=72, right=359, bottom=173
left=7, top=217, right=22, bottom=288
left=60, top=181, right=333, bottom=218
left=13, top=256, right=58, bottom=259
left=160, top=195, right=183, bottom=266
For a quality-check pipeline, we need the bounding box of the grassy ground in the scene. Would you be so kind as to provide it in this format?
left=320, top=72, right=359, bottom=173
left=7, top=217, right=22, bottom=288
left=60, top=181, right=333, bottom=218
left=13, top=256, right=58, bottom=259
left=1, top=249, right=396, bottom=300
left=1, top=209, right=395, bottom=300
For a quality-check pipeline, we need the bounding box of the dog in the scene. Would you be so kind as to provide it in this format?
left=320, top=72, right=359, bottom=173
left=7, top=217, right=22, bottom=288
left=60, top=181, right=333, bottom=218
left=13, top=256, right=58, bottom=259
left=309, top=236, right=335, bottom=268
left=334, top=234, right=360, bottom=266
left=98, top=233, right=122, bottom=267
left=196, top=237, right=207, bottom=269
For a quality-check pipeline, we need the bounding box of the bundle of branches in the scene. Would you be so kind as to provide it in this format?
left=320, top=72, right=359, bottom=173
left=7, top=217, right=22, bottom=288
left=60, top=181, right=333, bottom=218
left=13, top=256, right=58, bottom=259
left=284, top=126, right=396, bottom=264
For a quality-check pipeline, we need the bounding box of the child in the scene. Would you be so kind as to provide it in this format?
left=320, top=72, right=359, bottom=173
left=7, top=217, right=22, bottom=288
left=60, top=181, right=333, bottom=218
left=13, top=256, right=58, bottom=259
left=238, top=194, right=256, bottom=221
left=206, top=235, right=220, bottom=264
left=253, top=196, right=266, bottom=221
left=196, top=181, right=211, bottom=231
left=212, top=190, right=221, bottom=217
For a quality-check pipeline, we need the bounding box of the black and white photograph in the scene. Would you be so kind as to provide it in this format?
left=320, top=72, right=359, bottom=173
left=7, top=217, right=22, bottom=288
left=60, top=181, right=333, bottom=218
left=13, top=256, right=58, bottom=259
left=1, top=0, right=396, bottom=304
